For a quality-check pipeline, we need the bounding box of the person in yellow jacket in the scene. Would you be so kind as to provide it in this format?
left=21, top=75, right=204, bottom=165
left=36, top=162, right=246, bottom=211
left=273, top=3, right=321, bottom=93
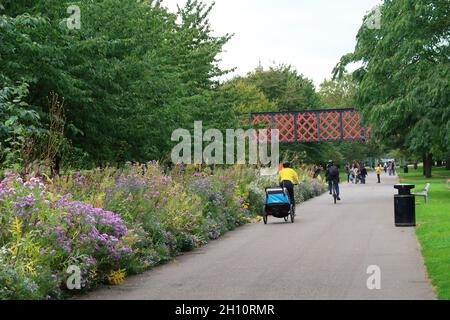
left=278, top=161, right=300, bottom=205
left=375, top=163, right=382, bottom=183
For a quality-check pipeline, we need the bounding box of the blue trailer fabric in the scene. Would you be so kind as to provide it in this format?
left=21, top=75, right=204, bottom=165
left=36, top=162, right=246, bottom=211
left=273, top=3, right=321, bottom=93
left=266, top=192, right=290, bottom=205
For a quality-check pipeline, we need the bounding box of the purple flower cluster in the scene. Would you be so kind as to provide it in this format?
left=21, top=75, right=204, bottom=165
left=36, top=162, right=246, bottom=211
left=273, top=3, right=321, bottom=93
left=190, top=174, right=229, bottom=208
left=0, top=172, right=131, bottom=265
left=23, top=176, right=46, bottom=193
left=12, top=194, right=37, bottom=216
left=74, top=171, right=86, bottom=186
left=0, top=171, right=19, bottom=200
left=51, top=196, right=129, bottom=260
left=105, top=165, right=175, bottom=213
left=0, top=163, right=266, bottom=299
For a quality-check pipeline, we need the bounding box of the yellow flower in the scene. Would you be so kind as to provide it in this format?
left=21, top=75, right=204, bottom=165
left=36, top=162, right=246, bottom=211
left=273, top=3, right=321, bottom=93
left=10, top=216, right=22, bottom=239
left=123, top=230, right=140, bottom=247
left=90, top=192, right=105, bottom=208
left=106, top=269, right=126, bottom=285
left=89, top=267, right=98, bottom=281
left=46, top=192, right=61, bottom=203
left=24, top=261, right=37, bottom=276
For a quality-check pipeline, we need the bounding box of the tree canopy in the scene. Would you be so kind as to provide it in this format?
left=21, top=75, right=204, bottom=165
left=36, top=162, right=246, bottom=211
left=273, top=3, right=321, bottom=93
left=2, top=0, right=445, bottom=172
left=242, top=64, right=320, bottom=111
left=1, top=0, right=232, bottom=168
left=334, top=0, right=450, bottom=176
left=318, top=73, right=358, bottom=108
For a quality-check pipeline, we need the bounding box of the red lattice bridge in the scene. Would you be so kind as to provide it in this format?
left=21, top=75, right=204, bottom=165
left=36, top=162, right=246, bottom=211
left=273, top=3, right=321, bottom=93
left=251, top=108, right=370, bottom=143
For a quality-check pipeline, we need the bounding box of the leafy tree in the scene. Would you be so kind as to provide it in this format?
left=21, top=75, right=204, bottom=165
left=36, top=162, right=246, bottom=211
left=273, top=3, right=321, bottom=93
left=0, top=83, right=42, bottom=169
left=0, top=9, right=49, bottom=169
left=217, top=78, right=275, bottom=118
left=318, top=73, right=358, bottom=108
left=334, top=0, right=450, bottom=177
left=1, top=0, right=232, bottom=167
left=244, top=64, right=320, bottom=111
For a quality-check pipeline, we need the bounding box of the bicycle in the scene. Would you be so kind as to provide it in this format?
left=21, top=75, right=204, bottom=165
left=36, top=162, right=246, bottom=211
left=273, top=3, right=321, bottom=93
left=280, top=182, right=297, bottom=223
left=282, top=199, right=296, bottom=222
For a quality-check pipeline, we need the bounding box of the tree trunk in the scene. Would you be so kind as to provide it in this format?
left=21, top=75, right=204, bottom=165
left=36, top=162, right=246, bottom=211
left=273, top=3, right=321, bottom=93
left=423, top=154, right=426, bottom=176
left=424, top=153, right=433, bottom=178
left=436, top=160, right=443, bottom=167
left=51, top=155, right=61, bottom=178
left=446, top=157, right=450, bottom=170
left=413, top=161, right=418, bottom=170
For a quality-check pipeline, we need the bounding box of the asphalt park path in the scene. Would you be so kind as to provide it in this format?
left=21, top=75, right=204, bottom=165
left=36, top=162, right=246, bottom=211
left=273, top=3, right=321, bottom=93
left=81, top=172, right=435, bottom=300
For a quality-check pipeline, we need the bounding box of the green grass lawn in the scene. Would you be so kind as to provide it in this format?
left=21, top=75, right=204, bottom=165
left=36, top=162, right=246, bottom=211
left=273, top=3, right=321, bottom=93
left=398, top=167, right=450, bottom=300
left=339, top=171, right=349, bottom=183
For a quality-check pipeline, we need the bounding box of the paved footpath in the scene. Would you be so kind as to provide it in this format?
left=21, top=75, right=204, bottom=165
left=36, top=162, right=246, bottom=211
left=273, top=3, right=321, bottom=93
left=82, top=173, right=435, bottom=300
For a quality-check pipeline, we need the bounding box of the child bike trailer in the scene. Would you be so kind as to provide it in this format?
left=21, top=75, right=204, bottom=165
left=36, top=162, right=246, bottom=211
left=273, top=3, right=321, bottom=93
left=263, top=187, right=295, bottom=224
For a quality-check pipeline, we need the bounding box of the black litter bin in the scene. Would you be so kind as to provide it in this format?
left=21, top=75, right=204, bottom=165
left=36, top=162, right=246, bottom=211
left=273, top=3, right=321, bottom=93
left=404, top=165, right=409, bottom=173
left=394, top=184, right=415, bottom=227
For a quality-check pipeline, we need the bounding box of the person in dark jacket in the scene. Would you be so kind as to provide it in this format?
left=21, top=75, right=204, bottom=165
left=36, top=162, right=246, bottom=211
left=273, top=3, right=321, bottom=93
left=326, top=160, right=341, bottom=200
left=345, top=163, right=350, bottom=183
left=360, top=166, right=368, bottom=184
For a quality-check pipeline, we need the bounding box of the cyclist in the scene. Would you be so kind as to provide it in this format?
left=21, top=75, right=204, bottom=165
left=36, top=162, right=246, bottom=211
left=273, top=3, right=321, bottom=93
left=278, top=161, right=300, bottom=206
left=326, top=160, right=341, bottom=201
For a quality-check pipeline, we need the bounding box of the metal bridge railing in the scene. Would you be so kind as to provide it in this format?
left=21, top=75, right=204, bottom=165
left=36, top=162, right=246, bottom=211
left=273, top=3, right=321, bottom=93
left=250, top=108, right=369, bottom=143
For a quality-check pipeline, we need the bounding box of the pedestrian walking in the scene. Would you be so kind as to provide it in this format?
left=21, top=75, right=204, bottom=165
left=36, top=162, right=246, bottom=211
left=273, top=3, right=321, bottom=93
left=345, top=163, right=350, bottom=183
left=349, top=167, right=354, bottom=183
left=376, top=164, right=382, bottom=183
left=360, top=166, right=368, bottom=184
left=352, top=166, right=360, bottom=184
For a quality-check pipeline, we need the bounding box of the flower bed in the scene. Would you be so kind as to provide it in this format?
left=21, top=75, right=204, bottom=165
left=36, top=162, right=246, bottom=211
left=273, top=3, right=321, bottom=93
left=0, top=163, right=325, bottom=299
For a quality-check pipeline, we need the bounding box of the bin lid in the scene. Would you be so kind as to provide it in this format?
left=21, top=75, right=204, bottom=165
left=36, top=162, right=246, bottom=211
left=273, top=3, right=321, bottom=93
left=394, top=184, right=415, bottom=190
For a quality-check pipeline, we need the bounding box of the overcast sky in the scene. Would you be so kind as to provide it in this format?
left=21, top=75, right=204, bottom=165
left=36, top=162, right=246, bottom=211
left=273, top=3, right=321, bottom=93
left=162, top=0, right=383, bottom=87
